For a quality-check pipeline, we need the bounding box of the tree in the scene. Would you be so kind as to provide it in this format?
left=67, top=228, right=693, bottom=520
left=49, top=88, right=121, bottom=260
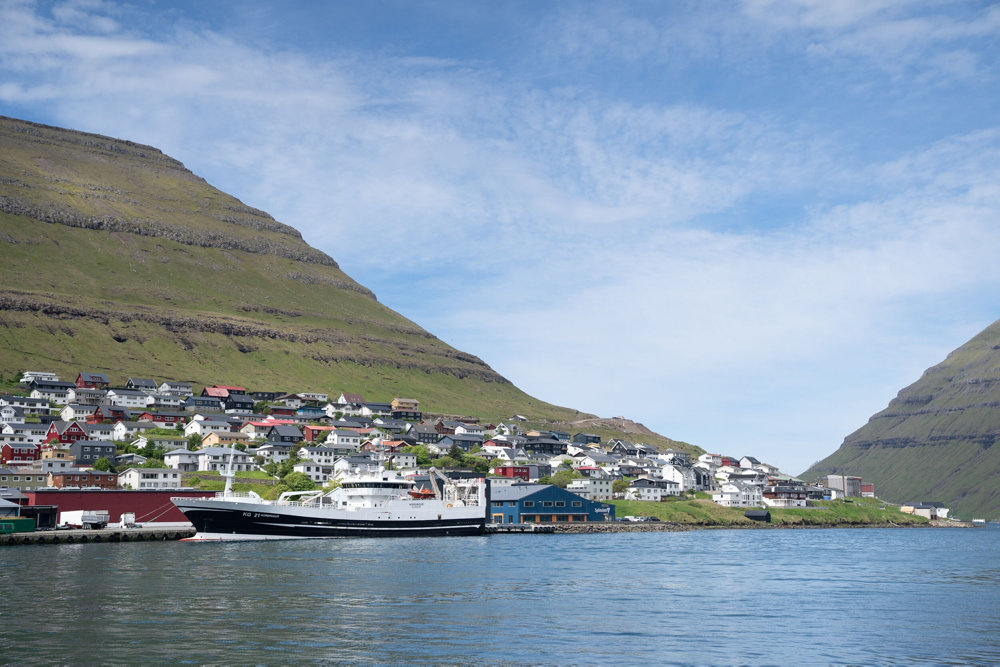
left=93, top=457, right=115, bottom=473
left=186, top=433, right=203, bottom=451
left=547, top=469, right=583, bottom=489
left=435, top=456, right=460, bottom=469
left=141, top=458, right=166, bottom=468
left=281, top=471, right=317, bottom=492
left=402, top=445, right=432, bottom=466
left=613, top=478, right=634, bottom=495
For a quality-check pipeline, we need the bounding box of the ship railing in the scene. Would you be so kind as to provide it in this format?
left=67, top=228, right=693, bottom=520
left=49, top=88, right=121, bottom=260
left=214, top=491, right=268, bottom=503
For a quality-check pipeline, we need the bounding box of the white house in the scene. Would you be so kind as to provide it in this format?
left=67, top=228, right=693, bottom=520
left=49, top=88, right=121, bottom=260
left=659, top=463, right=697, bottom=493
left=1, top=423, right=49, bottom=446
left=133, top=434, right=188, bottom=451
left=454, top=423, right=485, bottom=436
left=0, top=405, right=25, bottom=424
left=300, top=446, right=339, bottom=466
left=107, top=389, right=150, bottom=409
left=113, top=421, right=154, bottom=441
left=65, top=388, right=108, bottom=405
left=158, top=381, right=193, bottom=396
left=83, top=423, right=115, bottom=441
left=255, top=443, right=294, bottom=463
left=196, top=447, right=253, bottom=473
left=31, top=387, right=69, bottom=404
left=325, top=429, right=362, bottom=449
left=331, top=455, right=380, bottom=476
left=184, top=419, right=233, bottom=438
left=387, top=451, right=417, bottom=469
left=119, top=467, right=182, bottom=490
left=20, top=371, right=59, bottom=384
left=145, top=393, right=184, bottom=409
left=164, top=448, right=199, bottom=472
left=60, top=404, right=97, bottom=422
left=712, top=482, right=763, bottom=507
left=0, top=396, right=52, bottom=415
left=625, top=477, right=680, bottom=501
left=359, top=403, right=391, bottom=418
left=293, top=460, right=335, bottom=484
left=566, top=477, right=614, bottom=500
left=241, top=419, right=294, bottom=439
left=481, top=445, right=527, bottom=463
left=698, top=453, right=722, bottom=468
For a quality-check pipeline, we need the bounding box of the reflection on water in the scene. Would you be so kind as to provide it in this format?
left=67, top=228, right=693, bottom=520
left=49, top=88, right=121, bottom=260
left=2, top=529, right=999, bottom=665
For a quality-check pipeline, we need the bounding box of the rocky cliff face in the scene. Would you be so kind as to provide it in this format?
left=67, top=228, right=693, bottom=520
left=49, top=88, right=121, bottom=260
left=804, top=318, right=1000, bottom=519
left=0, top=116, right=341, bottom=269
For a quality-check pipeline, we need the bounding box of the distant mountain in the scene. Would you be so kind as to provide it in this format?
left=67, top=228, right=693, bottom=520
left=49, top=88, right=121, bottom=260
left=0, top=115, right=587, bottom=423
left=803, top=319, right=1000, bottom=520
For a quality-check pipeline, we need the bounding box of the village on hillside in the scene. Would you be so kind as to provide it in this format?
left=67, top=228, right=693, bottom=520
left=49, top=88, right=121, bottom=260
left=0, top=369, right=950, bottom=529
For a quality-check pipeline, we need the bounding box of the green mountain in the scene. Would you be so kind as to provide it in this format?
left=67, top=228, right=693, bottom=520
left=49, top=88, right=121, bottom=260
left=803, top=319, right=1000, bottom=520
left=0, top=115, right=586, bottom=423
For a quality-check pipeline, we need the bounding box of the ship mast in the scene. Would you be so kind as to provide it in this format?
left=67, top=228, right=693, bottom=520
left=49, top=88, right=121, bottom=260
left=222, top=443, right=236, bottom=497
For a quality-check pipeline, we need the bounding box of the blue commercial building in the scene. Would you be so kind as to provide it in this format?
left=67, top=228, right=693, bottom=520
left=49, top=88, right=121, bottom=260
left=489, top=483, right=615, bottom=524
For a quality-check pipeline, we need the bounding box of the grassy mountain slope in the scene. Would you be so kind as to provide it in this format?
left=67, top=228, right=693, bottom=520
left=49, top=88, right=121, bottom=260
left=0, top=115, right=592, bottom=423
left=803, top=318, right=1000, bottom=520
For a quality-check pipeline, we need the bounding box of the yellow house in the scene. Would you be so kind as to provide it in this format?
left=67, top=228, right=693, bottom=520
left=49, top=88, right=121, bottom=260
left=391, top=398, right=419, bottom=411
left=202, top=432, right=251, bottom=448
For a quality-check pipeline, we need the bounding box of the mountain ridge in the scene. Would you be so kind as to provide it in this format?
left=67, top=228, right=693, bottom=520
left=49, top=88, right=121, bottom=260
left=0, top=114, right=544, bottom=418
left=804, top=317, right=1000, bottom=519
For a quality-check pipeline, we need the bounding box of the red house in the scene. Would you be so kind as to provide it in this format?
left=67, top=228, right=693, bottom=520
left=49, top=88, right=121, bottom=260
left=87, top=405, right=132, bottom=424
left=1, top=442, right=40, bottom=464
left=492, top=465, right=531, bottom=481
left=302, top=425, right=336, bottom=442
left=135, top=411, right=186, bottom=426
left=46, top=420, right=88, bottom=445
left=268, top=405, right=296, bottom=416
left=76, top=372, right=110, bottom=389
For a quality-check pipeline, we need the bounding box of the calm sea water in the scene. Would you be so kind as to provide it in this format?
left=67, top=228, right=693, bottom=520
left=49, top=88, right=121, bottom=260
left=2, top=526, right=999, bottom=665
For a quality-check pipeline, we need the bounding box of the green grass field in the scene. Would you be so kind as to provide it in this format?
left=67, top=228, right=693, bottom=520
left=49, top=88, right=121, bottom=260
left=608, top=496, right=928, bottom=526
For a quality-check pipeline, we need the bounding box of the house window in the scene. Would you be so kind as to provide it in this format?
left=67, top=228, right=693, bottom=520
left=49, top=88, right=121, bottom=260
left=523, top=501, right=534, bottom=508
left=542, top=501, right=553, bottom=507
left=572, top=501, right=582, bottom=507
left=555, top=501, right=565, bottom=507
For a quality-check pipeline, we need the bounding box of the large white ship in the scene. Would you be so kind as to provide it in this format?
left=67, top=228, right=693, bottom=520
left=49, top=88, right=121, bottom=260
left=172, top=465, right=487, bottom=540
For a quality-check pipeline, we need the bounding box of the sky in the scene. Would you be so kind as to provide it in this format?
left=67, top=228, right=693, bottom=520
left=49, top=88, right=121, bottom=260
left=2, top=0, right=999, bottom=474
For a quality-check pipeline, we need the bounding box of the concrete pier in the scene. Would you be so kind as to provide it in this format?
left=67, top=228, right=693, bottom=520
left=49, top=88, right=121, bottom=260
left=1, top=526, right=196, bottom=546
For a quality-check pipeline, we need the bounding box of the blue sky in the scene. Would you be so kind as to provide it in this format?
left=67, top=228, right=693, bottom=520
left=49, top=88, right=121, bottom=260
left=2, top=0, right=999, bottom=474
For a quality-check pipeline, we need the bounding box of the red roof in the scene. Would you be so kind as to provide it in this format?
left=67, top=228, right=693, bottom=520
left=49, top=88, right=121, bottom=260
left=203, top=387, right=229, bottom=398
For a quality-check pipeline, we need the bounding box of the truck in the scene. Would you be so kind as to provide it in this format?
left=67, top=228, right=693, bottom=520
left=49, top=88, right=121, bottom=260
left=59, top=510, right=110, bottom=530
